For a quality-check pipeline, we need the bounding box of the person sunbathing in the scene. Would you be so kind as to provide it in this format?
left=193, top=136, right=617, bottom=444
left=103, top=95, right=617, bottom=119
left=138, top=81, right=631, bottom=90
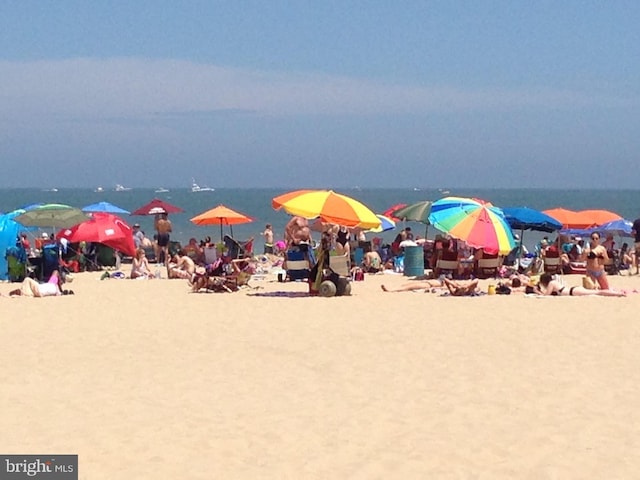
left=537, top=273, right=625, bottom=297
left=9, top=271, right=64, bottom=297
left=443, top=277, right=481, bottom=296
left=381, top=278, right=444, bottom=292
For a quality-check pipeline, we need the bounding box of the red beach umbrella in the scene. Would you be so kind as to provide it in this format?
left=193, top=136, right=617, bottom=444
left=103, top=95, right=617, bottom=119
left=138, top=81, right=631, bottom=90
left=56, top=212, right=136, bottom=256
left=131, top=198, right=184, bottom=216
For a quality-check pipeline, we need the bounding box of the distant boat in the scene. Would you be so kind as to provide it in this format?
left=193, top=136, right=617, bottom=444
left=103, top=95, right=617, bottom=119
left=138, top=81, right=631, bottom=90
left=155, top=187, right=170, bottom=193
left=42, top=188, right=58, bottom=192
left=413, top=187, right=421, bottom=191
left=115, top=184, right=132, bottom=192
left=94, top=186, right=104, bottom=193
left=191, top=179, right=214, bottom=192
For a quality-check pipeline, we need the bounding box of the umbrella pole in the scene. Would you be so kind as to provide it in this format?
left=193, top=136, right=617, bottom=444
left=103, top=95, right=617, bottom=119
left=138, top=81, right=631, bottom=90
left=425, top=224, right=429, bottom=240
left=219, top=221, right=223, bottom=242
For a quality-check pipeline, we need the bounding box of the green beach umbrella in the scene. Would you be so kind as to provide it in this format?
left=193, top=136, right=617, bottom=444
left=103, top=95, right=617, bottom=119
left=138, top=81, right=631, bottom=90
left=392, top=201, right=433, bottom=237
left=14, top=203, right=89, bottom=230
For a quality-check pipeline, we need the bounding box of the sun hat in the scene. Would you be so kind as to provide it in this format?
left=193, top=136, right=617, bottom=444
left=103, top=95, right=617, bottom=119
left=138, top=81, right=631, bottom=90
left=41, top=232, right=49, bottom=239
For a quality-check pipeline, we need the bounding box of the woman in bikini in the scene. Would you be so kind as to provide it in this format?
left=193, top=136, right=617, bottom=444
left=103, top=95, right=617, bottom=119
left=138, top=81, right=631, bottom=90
left=131, top=248, right=153, bottom=279
left=537, top=273, right=624, bottom=297
left=583, top=233, right=610, bottom=289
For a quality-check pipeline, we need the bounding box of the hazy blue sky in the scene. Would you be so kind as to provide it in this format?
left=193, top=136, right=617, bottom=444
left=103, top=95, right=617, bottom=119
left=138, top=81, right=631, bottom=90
left=1, top=1, right=638, bottom=188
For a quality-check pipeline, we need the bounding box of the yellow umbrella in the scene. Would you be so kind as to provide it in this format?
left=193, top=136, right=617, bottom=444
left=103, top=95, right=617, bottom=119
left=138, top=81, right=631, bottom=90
left=272, top=190, right=381, bottom=230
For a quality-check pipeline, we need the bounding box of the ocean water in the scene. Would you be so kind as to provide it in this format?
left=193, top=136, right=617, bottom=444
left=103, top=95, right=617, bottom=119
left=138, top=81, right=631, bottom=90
left=1, top=188, right=638, bottom=251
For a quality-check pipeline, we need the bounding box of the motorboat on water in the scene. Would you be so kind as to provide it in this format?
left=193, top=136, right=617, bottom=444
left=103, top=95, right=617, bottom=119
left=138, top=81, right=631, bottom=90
left=94, top=186, right=104, bottom=193
left=42, top=188, right=58, bottom=192
left=155, top=187, right=170, bottom=193
left=115, top=184, right=132, bottom=192
left=191, top=179, right=214, bottom=192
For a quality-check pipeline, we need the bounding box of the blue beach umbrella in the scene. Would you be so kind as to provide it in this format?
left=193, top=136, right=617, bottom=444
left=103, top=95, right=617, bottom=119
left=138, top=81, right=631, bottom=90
left=82, top=201, right=130, bottom=215
left=589, top=218, right=633, bottom=237
left=502, top=207, right=563, bottom=233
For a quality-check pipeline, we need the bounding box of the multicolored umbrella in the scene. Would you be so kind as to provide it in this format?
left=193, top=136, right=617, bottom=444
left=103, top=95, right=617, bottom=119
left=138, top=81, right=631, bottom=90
left=428, top=197, right=515, bottom=255
left=131, top=198, right=184, bottom=216
left=190, top=204, right=253, bottom=240
left=272, top=189, right=381, bottom=230
left=368, top=214, right=396, bottom=233
left=56, top=213, right=136, bottom=256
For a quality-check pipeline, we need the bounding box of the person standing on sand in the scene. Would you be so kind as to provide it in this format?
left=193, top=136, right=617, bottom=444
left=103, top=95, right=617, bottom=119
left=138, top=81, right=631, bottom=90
left=154, top=213, right=172, bottom=264
left=262, top=224, right=274, bottom=254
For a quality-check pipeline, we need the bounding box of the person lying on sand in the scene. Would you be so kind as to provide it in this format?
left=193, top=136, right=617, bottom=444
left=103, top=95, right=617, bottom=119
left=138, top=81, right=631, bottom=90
left=443, top=277, right=481, bottom=296
left=9, top=271, right=65, bottom=297
left=381, top=278, right=444, bottom=292
left=537, top=273, right=625, bottom=297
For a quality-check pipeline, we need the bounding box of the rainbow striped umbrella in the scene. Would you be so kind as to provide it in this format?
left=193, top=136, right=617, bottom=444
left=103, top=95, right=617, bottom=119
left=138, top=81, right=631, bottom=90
left=428, top=196, right=515, bottom=255
left=272, top=189, right=381, bottom=230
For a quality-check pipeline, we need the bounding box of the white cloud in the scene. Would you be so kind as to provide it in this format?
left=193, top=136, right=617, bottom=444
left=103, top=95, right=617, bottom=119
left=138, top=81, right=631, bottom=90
left=0, top=57, right=631, bottom=121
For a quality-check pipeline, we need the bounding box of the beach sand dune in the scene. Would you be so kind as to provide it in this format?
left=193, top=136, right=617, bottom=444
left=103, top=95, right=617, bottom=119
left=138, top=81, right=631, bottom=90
left=2, top=272, right=640, bottom=479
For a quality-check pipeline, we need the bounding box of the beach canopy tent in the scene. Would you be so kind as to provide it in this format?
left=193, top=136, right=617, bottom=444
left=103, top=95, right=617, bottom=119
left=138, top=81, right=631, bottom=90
left=0, top=209, right=28, bottom=281
left=272, top=189, right=381, bottom=230
left=131, top=198, right=184, bottom=216
left=56, top=212, right=136, bottom=256
left=190, top=204, right=254, bottom=241
left=82, top=201, right=130, bottom=215
left=428, top=196, right=516, bottom=255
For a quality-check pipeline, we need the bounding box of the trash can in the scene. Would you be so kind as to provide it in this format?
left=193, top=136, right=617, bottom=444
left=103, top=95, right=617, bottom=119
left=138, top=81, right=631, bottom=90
left=403, top=246, right=425, bottom=277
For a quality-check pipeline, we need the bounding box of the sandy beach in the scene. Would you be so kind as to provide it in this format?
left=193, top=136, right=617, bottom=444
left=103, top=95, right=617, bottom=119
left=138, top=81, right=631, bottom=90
left=2, top=270, right=640, bottom=479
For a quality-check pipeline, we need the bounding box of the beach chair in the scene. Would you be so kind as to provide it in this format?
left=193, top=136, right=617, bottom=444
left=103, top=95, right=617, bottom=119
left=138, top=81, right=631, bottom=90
left=223, top=235, right=254, bottom=259
left=96, top=244, right=117, bottom=268
left=285, top=245, right=312, bottom=281
left=543, top=254, right=562, bottom=274
left=5, top=245, right=27, bottom=282
left=329, top=252, right=350, bottom=277
left=41, top=244, right=60, bottom=281
left=475, top=254, right=501, bottom=279
left=203, top=246, right=218, bottom=265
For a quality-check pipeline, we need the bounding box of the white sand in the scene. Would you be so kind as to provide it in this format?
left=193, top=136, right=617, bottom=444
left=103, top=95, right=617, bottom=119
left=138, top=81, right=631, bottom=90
left=2, top=271, right=639, bottom=479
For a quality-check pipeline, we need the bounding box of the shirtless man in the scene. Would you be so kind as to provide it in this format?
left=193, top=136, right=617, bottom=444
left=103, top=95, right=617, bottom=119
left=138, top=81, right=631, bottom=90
left=284, top=216, right=311, bottom=246
left=154, top=213, right=172, bottom=264
left=262, top=224, right=274, bottom=254
left=167, top=253, right=196, bottom=280
left=363, top=250, right=383, bottom=273
left=443, top=277, right=481, bottom=296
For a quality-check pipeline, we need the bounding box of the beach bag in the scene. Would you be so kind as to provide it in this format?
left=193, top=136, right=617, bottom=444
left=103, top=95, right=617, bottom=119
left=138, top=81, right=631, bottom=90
left=582, top=276, right=596, bottom=290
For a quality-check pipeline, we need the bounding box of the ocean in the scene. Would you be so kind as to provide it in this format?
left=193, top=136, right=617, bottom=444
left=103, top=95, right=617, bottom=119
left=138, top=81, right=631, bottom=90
left=1, top=188, right=637, bottom=251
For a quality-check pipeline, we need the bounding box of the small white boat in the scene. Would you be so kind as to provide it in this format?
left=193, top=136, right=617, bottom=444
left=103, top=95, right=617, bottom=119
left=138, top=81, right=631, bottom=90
left=115, top=184, right=132, bottom=192
left=191, top=179, right=214, bottom=192
left=155, top=187, right=170, bottom=193
left=42, top=188, right=59, bottom=192
left=94, top=186, right=104, bottom=193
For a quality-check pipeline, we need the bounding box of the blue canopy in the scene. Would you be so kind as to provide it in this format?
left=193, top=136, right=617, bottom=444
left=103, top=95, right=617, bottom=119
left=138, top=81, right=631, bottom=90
left=82, top=201, right=130, bottom=215
left=0, top=209, right=26, bottom=281
left=502, top=207, right=562, bottom=233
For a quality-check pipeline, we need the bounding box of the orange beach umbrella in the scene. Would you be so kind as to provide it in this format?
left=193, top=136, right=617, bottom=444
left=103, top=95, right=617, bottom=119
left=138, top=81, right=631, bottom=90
left=190, top=204, right=253, bottom=240
left=543, top=208, right=622, bottom=230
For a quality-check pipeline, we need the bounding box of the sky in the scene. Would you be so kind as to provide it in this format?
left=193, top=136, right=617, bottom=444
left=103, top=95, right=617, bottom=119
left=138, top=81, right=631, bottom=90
left=1, top=0, right=638, bottom=189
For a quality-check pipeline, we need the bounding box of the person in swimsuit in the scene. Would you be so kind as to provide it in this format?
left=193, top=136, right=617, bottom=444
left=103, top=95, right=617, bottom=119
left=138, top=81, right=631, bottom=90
left=131, top=248, right=153, bottom=279
left=9, top=270, right=63, bottom=297
left=381, top=278, right=444, bottom=292
left=537, top=273, right=624, bottom=297
left=582, top=233, right=610, bottom=289
left=154, top=213, right=172, bottom=264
